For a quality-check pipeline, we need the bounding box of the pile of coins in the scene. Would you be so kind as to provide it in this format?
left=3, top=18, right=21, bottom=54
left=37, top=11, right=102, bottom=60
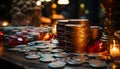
left=57, top=19, right=91, bottom=53
left=57, top=20, right=68, bottom=48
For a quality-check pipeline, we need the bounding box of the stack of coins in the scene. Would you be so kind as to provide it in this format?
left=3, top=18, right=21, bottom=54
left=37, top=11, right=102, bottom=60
left=64, top=19, right=90, bottom=53
left=90, top=26, right=102, bottom=42
left=56, top=20, right=68, bottom=48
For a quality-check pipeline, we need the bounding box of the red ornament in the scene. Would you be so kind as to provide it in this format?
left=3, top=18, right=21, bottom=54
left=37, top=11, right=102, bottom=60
left=0, top=32, right=3, bottom=41
left=8, top=35, right=28, bottom=46
left=88, top=40, right=106, bottom=53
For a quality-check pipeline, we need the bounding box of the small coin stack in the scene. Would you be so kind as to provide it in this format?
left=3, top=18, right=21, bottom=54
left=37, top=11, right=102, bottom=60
left=90, top=26, right=102, bottom=42
left=56, top=20, right=68, bottom=49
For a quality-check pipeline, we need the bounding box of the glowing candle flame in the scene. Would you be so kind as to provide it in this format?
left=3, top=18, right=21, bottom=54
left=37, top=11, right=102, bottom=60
left=2, top=21, right=9, bottom=27
left=110, top=40, right=120, bottom=57
left=57, top=0, right=69, bottom=5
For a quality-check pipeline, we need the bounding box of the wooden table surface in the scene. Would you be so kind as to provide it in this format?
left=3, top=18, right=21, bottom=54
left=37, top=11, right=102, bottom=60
left=0, top=41, right=119, bottom=69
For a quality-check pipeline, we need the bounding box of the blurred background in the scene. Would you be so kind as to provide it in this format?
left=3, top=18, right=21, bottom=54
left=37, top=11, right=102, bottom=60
left=0, top=0, right=100, bottom=26
left=0, top=0, right=120, bottom=30
left=0, top=1, right=120, bottom=68
left=0, top=0, right=11, bottom=21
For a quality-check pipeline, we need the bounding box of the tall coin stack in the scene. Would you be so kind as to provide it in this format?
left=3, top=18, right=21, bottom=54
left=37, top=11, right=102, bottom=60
left=64, top=19, right=91, bottom=53
left=56, top=20, right=68, bottom=49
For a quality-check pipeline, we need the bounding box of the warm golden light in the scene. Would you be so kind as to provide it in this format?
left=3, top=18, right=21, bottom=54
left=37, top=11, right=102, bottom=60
left=45, top=33, right=50, bottom=39
left=112, top=64, right=117, bottom=69
left=52, top=3, right=57, bottom=9
left=85, top=10, right=89, bottom=14
left=36, top=0, right=41, bottom=6
left=40, top=33, right=51, bottom=41
left=2, top=21, right=9, bottom=27
left=57, top=0, right=69, bottom=5
left=52, top=14, right=64, bottom=19
left=40, top=17, right=51, bottom=23
left=52, top=25, right=57, bottom=35
left=80, top=3, right=85, bottom=8
left=110, top=40, right=120, bottom=57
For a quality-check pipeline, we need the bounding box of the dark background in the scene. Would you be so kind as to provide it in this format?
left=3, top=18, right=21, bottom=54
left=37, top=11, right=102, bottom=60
left=0, top=0, right=100, bottom=25
left=0, top=0, right=120, bottom=30
left=0, top=0, right=11, bottom=21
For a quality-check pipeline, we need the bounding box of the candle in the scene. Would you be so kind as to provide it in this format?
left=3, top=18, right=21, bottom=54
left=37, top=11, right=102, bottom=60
left=2, top=21, right=9, bottom=27
left=110, top=40, right=120, bottom=57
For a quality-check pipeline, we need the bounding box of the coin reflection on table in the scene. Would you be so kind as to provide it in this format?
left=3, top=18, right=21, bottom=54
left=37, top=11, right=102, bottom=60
left=111, top=63, right=120, bottom=69
left=0, top=43, right=4, bottom=56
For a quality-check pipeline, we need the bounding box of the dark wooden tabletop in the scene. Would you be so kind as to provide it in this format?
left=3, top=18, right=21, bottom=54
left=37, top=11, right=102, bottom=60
left=0, top=41, right=119, bottom=69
